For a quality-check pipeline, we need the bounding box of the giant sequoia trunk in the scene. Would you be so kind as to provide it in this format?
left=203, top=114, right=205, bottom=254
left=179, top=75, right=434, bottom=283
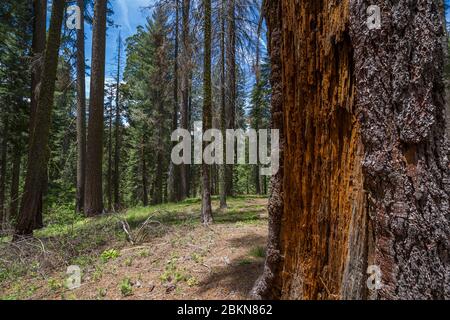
left=254, top=0, right=450, bottom=300
left=15, top=0, right=65, bottom=237
left=85, top=0, right=107, bottom=216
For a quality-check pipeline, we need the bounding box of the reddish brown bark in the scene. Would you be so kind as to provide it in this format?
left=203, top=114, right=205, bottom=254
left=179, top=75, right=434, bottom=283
left=255, top=0, right=449, bottom=300
left=76, top=0, right=87, bottom=214
left=29, top=0, right=47, bottom=229
left=85, top=0, right=107, bottom=216
left=15, top=0, right=65, bottom=237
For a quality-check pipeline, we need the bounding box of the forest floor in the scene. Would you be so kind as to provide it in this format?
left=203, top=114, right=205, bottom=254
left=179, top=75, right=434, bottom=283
left=0, top=196, right=268, bottom=300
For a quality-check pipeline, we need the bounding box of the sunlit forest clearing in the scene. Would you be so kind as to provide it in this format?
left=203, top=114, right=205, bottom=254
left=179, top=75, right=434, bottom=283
left=0, top=196, right=267, bottom=300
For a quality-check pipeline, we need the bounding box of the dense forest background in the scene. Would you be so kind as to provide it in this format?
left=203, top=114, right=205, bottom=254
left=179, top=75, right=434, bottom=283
left=0, top=0, right=270, bottom=234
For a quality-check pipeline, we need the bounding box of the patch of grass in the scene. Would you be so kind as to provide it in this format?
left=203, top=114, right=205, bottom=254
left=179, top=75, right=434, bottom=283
left=119, top=278, right=133, bottom=297
left=250, top=246, right=266, bottom=258
left=139, top=250, right=150, bottom=258
left=191, top=252, right=204, bottom=264
left=71, top=255, right=94, bottom=268
left=100, top=249, right=120, bottom=263
left=238, top=258, right=252, bottom=266
left=160, top=255, right=188, bottom=284
left=124, top=257, right=133, bottom=267
left=186, top=276, right=199, bottom=287
left=97, top=288, right=107, bottom=299
left=0, top=282, right=38, bottom=300
left=48, top=278, right=63, bottom=291
left=92, top=266, right=103, bottom=281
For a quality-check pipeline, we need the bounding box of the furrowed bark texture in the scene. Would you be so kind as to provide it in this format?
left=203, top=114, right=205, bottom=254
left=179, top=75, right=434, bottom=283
left=256, top=0, right=450, bottom=300
left=251, top=0, right=284, bottom=299
left=85, top=0, right=107, bottom=216
left=15, top=0, right=65, bottom=236
left=76, top=0, right=86, bottom=214
left=350, top=0, right=450, bottom=299
left=276, top=0, right=368, bottom=300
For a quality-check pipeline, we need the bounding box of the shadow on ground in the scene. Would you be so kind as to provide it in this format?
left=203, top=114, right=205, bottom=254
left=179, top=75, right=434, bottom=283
left=195, top=233, right=266, bottom=298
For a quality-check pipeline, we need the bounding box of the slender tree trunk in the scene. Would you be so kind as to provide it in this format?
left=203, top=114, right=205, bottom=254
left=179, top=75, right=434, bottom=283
left=169, top=0, right=180, bottom=203
left=253, top=15, right=263, bottom=196
left=201, top=0, right=213, bottom=225
left=30, top=0, right=47, bottom=228
left=225, top=0, right=236, bottom=197
left=9, top=143, right=21, bottom=221
left=0, top=120, right=8, bottom=229
left=31, top=0, right=47, bottom=131
left=254, top=0, right=450, bottom=300
left=219, top=0, right=227, bottom=209
left=153, top=94, right=165, bottom=205
left=76, top=0, right=86, bottom=214
left=107, top=100, right=113, bottom=211
left=141, top=136, right=149, bottom=206
left=15, top=0, right=66, bottom=237
left=180, top=0, right=191, bottom=200
left=251, top=0, right=284, bottom=299
left=85, top=0, right=107, bottom=216
left=113, top=34, right=122, bottom=211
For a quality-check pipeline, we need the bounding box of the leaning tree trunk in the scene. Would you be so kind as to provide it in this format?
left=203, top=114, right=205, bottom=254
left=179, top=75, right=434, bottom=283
left=76, top=0, right=87, bottom=214
left=15, top=0, right=65, bottom=237
left=254, top=0, right=450, bottom=300
left=85, top=0, right=107, bottom=216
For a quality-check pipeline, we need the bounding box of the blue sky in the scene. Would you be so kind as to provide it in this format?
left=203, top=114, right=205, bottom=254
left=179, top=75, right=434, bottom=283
left=84, top=0, right=151, bottom=94
left=80, top=0, right=450, bottom=94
